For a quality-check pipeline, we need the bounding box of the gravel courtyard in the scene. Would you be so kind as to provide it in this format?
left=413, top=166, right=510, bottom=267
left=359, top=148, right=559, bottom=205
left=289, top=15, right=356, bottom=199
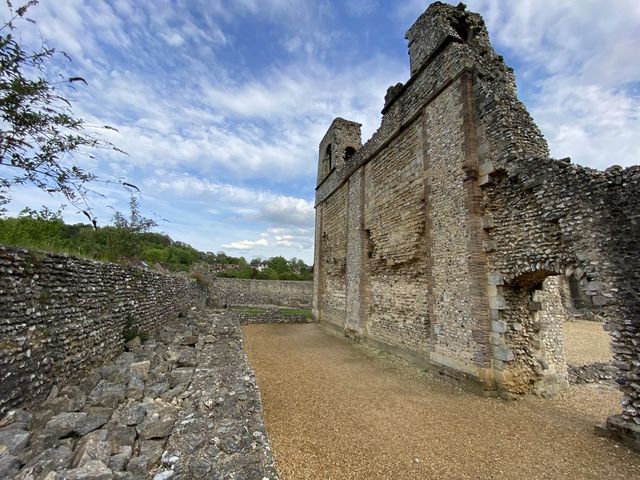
left=242, top=322, right=639, bottom=480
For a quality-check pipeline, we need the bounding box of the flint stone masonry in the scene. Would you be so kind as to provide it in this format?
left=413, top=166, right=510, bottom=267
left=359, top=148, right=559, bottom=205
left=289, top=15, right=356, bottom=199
left=0, top=311, right=278, bottom=479
left=206, top=277, right=312, bottom=309
left=313, top=1, right=640, bottom=450
left=0, top=245, right=206, bottom=417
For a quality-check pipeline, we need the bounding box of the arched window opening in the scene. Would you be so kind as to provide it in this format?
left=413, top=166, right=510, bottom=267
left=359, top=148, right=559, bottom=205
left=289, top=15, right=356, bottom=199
left=326, top=144, right=333, bottom=170
left=344, top=146, right=356, bottom=162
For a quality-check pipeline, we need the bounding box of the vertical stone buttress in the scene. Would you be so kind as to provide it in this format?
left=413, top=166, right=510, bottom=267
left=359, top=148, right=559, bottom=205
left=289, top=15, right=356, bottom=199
left=346, top=168, right=366, bottom=334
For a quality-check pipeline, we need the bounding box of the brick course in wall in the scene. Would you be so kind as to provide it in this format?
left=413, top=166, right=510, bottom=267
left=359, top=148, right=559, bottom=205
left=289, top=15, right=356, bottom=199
left=313, top=1, right=640, bottom=450
left=0, top=245, right=206, bottom=416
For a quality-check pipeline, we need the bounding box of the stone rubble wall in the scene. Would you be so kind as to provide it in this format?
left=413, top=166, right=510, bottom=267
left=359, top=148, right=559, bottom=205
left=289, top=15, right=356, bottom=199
left=206, top=277, right=312, bottom=309
left=0, top=245, right=206, bottom=417
left=0, top=311, right=278, bottom=480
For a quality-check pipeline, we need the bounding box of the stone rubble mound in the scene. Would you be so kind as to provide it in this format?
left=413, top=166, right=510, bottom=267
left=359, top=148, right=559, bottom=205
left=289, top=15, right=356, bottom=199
left=567, top=362, right=617, bottom=386
left=0, top=311, right=278, bottom=479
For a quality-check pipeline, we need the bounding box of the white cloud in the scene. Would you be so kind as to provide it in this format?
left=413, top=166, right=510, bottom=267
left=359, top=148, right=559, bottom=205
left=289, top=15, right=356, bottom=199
left=160, top=30, right=185, bottom=47
left=145, top=174, right=315, bottom=228
left=345, top=0, right=378, bottom=17
left=222, top=238, right=269, bottom=250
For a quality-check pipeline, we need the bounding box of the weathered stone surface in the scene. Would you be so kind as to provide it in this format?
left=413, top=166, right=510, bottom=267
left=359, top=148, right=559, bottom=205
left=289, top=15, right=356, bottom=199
left=0, top=426, right=31, bottom=454
left=75, top=408, right=112, bottom=437
left=4, top=309, right=278, bottom=479
left=60, top=459, right=113, bottom=480
left=15, top=445, right=73, bottom=479
left=145, top=382, right=169, bottom=399
left=0, top=245, right=206, bottom=417
left=167, top=368, right=193, bottom=389
left=0, top=453, right=21, bottom=478
left=88, top=382, right=126, bottom=409
left=108, top=453, right=129, bottom=472
left=126, top=376, right=145, bottom=401
left=128, top=361, right=150, bottom=380
left=124, top=337, right=142, bottom=352
left=139, top=439, right=165, bottom=464
left=136, top=403, right=177, bottom=440
left=202, top=276, right=312, bottom=309
left=72, top=430, right=111, bottom=468
left=125, top=455, right=149, bottom=476
left=177, top=348, right=197, bottom=368
left=117, top=402, right=146, bottom=427
left=106, top=425, right=136, bottom=452
left=0, top=409, right=32, bottom=429
left=46, top=413, right=88, bottom=439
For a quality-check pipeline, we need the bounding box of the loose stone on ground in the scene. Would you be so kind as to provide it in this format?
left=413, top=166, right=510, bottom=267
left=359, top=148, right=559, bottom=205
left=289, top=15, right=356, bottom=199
left=0, top=310, right=278, bottom=480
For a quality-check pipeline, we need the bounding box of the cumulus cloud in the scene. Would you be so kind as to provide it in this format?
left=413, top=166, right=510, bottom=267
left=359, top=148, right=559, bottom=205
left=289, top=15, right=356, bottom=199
left=145, top=175, right=315, bottom=228
left=222, top=227, right=313, bottom=255
left=222, top=238, right=269, bottom=250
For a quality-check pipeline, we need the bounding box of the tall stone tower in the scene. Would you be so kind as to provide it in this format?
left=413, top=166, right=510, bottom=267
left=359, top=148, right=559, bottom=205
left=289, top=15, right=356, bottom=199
left=316, top=117, right=362, bottom=187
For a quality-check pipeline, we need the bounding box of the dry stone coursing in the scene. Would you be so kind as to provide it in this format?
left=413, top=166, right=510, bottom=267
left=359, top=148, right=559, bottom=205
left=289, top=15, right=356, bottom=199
left=0, top=246, right=206, bottom=417
left=205, top=277, right=312, bottom=309
left=313, top=1, right=640, bottom=451
left=0, top=310, right=278, bottom=480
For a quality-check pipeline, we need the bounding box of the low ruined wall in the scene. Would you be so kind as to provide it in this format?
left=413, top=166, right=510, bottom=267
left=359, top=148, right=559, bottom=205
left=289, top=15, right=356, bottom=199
left=207, top=277, right=312, bottom=308
left=0, top=245, right=206, bottom=415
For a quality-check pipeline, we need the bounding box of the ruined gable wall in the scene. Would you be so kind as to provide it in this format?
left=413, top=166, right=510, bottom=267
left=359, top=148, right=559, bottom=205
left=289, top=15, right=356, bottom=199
left=482, top=157, right=640, bottom=406
left=0, top=246, right=206, bottom=416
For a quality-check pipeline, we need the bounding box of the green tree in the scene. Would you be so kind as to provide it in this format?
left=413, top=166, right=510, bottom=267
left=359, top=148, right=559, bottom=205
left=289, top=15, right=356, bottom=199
left=107, top=194, right=158, bottom=259
left=0, top=1, right=124, bottom=214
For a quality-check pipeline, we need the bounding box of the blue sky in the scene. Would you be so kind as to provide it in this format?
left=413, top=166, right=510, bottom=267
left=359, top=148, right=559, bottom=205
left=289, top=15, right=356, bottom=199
left=2, top=0, right=639, bottom=263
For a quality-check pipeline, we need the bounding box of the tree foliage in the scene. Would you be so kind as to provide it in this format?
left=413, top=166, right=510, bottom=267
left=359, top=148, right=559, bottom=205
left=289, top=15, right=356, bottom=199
left=0, top=208, right=313, bottom=278
left=0, top=0, right=124, bottom=214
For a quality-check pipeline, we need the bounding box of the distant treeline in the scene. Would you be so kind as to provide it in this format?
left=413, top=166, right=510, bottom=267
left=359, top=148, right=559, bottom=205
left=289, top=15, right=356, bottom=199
left=0, top=209, right=312, bottom=280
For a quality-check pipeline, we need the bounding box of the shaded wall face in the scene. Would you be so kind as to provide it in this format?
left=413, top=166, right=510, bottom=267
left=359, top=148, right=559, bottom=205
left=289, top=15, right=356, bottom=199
left=0, top=246, right=206, bottom=416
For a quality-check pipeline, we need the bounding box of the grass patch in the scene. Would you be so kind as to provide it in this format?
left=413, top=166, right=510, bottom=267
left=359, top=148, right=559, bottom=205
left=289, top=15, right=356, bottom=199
left=231, top=307, right=267, bottom=315
left=278, top=308, right=312, bottom=319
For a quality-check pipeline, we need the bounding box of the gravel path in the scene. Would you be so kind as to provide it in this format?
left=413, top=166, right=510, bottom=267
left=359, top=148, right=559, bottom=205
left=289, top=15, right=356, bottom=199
left=563, top=320, right=613, bottom=365
left=242, top=323, right=640, bottom=480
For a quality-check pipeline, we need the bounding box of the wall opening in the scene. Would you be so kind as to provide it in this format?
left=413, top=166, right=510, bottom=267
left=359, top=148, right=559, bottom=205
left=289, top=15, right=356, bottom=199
left=344, top=146, right=356, bottom=162
left=326, top=144, right=333, bottom=170
left=512, top=273, right=616, bottom=395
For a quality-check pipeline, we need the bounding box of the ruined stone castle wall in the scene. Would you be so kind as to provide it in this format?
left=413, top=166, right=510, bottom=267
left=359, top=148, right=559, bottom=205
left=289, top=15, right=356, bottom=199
left=0, top=246, right=206, bottom=416
left=206, top=277, right=312, bottom=308
left=362, top=121, right=429, bottom=353
left=314, top=2, right=639, bottom=448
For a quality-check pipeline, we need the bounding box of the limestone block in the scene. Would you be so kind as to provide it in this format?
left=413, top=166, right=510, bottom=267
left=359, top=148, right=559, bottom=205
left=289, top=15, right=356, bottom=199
left=493, top=346, right=515, bottom=362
